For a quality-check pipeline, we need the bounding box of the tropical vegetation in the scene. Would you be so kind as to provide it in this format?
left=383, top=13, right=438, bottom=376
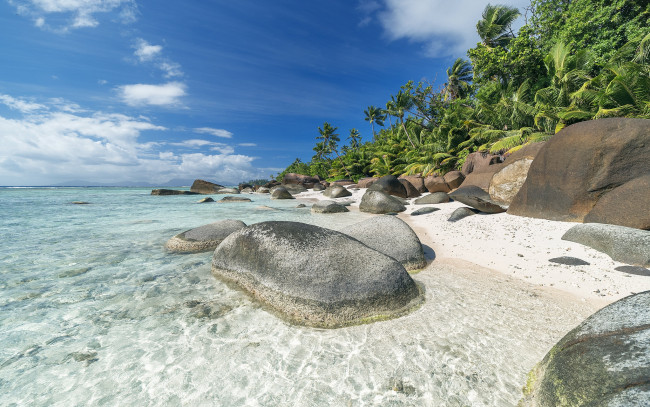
left=278, top=0, right=650, bottom=182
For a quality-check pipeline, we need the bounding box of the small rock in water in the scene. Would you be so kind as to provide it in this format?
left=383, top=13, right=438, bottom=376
left=614, top=265, right=650, bottom=276
left=218, top=196, right=252, bottom=203
left=71, top=201, right=90, bottom=204
left=296, top=203, right=306, bottom=208
left=197, top=197, right=215, bottom=203
left=58, top=267, right=91, bottom=278
left=65, top=351, right=99, bottom=365
left=411, top=207, right=440, bottom=216
left=389, top=377, right=416, bottom=395
left=548, top=256, right=590, bottom=266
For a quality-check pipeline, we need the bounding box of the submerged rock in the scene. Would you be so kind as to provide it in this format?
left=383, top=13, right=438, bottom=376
left=346, top=215, right=426, bottom=271
left=520, top=291, right=650, bottom=406
left=165, top=220, right=247, bottom=253
left=197, top=197, right=215, bottom=203
left=211, top=221, right=422, bottom=328
left=218, top=196, right=252, bottom=203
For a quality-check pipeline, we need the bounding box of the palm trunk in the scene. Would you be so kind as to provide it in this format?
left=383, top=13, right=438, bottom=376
left=400, top=117, right=417, bottom=149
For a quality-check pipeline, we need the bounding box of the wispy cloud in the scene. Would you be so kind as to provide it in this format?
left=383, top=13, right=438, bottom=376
left=0, top=94, right=46, bottom=113
left=117, top=82, right=186, bottom=107
left=134, top=39, right=162, bottom=62
left=194, top=127, right=233, bottom=139
left=9, top=0, right=137, bottom=31
left=0, top=93, right=267, bottom=185
left=366, top=0, right=528, bottom=57
left=238, top=143, right=257, bottom=147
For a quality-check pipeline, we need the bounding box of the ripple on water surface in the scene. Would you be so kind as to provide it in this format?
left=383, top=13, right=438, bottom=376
left=0, top=188, right=594, bottom=406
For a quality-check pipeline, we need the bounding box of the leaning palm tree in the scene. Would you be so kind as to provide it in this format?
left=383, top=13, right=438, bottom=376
left=388, top=91, right=418, bottom=149
left=476, top=4, right=520, bottom=48
left=444, top=58, right=473, bottom=101
left=363, top=106, right=385, bottom=139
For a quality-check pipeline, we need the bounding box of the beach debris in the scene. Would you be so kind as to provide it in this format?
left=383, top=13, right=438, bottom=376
left=562, top=223, right=650, bottom=266
left=447, top=207, right=480, bottom=222
left=345, top=215, right=426, bottom=271
left=359, top=190, right=406, bottom=214
left=414, top=192, right=450, bottom=205
left=520, top=290, right=650, bottom=406
left=165, top=219, right=247, bottom=253
left=311, top=200, right=349, bottom=214
left=449, top=186, right=506, bottom=214
left=270, top=187, right=294, bottom=200
left=508, top=118, right=650, bottom=230
left=211, top=221, right=422, bottom=328
left=411, top=207, right=440, bottom=216
left=548, top=256, right=590, bottom=266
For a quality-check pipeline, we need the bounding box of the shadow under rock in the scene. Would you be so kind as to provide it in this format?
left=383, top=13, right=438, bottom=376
left=615, top=265, right=650, bottom=276
left=422, top=244, right=436, bottom=262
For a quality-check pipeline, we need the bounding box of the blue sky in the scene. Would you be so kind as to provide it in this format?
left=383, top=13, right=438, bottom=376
left=0, top=0, right=528, bottom=186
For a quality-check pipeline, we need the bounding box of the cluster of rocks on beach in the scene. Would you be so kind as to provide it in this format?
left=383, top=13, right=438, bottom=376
left=156, top=118, right=649, bottom=405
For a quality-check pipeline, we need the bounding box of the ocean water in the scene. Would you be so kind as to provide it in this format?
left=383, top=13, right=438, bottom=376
left=0, top=187, right=591, bottom=406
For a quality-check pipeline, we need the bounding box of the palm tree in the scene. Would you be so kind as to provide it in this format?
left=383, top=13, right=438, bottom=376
left=444, top=58, right=473, bottom=101
left=476, top=4, right=521, bottom=48
left=363, top=106, right=385, bottom=139
left=348, top=128, right=361, bottom=150
left=317, top=122, right=350, bottom=178
left=388, top=91, right=417, bottom=148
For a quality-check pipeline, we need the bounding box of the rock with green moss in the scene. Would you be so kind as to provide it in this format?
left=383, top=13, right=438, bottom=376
left=519, top=290, right=650, bottom=406
left=211, top=221, right=422, bottom=328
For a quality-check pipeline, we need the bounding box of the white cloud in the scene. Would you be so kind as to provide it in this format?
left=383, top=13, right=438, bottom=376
left=159, top=61, right=183, bottom=78
left=238, top=143, right=257, bottom=147
left=117, top=82, right=186, bottom=107
left=373, top=0, right=528, bottom=57
left=10, top=0, right=137, bottom=31
left=0, top=93, right=266, bottom=185
left=0, top=94, right=46, bottom=113
left=134, top=38, right=162, bottom=62
left=194, top=127, right=233, bottom=139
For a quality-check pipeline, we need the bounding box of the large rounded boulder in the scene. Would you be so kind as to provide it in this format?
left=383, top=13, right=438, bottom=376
left=508, top=119, right=650, bottom=228
left=520, top=291, right=650, bottom=406
left=562, top=223, right=650, bottom=266
left=345, top=215, right=426, bottom=271
left=368, top=175, right=408, bottom=198
left=323, top=185, right=352, bottom=198
left=211, top=221, right=422, bottom=328
left=359, top=190, right=406, bottom=214
left=270, top=187, right=294, bottom=200
left=449, top=186, right=507, bottom=213
left=165, top=220, right=247, bottom=253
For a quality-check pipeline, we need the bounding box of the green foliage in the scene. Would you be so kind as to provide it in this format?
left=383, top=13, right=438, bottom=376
left=277, top=0, right=649, bottom=182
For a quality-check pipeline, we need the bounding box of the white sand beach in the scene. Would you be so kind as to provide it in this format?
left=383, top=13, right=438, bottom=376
left=297, top=187, right=650, bottom=309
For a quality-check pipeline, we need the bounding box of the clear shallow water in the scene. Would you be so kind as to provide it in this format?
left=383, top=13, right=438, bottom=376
left=0, top=188, right=592, bottom=406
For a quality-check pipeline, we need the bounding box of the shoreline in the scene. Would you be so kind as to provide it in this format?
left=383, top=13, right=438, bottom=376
left=296, top=187, right=650, bottom=310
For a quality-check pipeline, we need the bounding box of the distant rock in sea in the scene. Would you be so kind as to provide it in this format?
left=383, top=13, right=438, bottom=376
left=151, top=189, right=199, bottom=195
left=190, top=179, right=224, bottom=194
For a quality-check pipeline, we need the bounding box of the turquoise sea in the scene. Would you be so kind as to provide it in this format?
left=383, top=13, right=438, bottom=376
left=0, top=187, right=588, bottom=406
